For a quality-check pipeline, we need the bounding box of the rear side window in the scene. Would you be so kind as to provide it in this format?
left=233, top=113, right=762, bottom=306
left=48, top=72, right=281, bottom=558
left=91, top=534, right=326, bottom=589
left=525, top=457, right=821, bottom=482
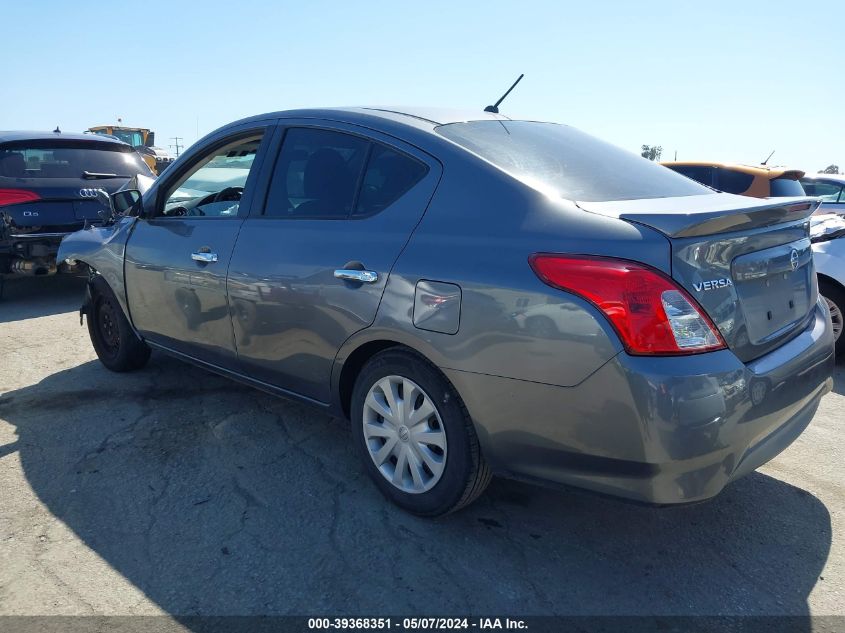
left=715, top=168, right=754, bottom=194
left=265, top=128, right=427, bottom=218
left=265, top=128, right=368, bottom=218
left=0, top=140, right=152, bottom=179
left=435, top=121, right=710, bottom=202
left=355, top=145, right=428, bottom=216
left=769, top=177, right=805, bottom=197
left=667, top=165, right=715, bottom=187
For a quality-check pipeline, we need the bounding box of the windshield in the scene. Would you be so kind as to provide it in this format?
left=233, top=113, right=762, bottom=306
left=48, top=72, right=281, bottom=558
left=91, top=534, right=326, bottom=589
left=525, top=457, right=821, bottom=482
left=436, top=121, right=711, bottom=202
left=110, top=130, right=144, bottom=147
left=0, top=140, right=153, bottom=179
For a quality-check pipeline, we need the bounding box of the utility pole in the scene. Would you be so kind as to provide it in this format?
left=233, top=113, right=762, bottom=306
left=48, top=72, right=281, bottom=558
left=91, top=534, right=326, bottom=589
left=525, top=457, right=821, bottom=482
left=169, top=137, right=183, bottom=157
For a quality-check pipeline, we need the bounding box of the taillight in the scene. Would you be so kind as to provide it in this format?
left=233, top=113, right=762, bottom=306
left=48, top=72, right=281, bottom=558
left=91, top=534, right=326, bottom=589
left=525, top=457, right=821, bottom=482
left=0, top=189, right=40, bottom=207
left=529, top=254, right=726, bottom=355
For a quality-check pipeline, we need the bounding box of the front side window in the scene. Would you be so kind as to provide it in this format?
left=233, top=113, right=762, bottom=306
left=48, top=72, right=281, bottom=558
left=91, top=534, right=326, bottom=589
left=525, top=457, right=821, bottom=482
left=264, top=128, right=427, bottom=218
left=436, top=121, right=710, bottom=202
left=161, top=135, right=263, bottom=218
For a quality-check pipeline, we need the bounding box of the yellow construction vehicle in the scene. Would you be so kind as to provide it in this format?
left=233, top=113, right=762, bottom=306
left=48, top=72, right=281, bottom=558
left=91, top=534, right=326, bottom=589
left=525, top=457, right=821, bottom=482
left=87, top=125, right=175, bottom=175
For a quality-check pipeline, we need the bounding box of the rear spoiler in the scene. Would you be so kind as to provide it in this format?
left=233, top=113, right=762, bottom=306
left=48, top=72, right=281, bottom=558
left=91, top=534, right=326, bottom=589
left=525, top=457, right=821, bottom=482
left=777, top=169, right=805, bottom=181
left=576, top=194, right=821, bottom=239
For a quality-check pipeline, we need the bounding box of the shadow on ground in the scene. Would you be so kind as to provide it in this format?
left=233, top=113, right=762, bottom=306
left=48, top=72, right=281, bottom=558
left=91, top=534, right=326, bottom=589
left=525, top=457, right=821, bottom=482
left=0, top=354, right=832, bottom=622
left=0, top=275, right=87, bottom=324
left=832, top=362, right=845, bottom=395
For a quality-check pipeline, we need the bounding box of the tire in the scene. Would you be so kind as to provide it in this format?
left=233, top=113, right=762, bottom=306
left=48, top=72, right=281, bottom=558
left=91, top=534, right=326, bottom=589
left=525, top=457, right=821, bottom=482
left=351, top=348, right=492, bottom=516
left=86, top=276, right=151, bottom=372
left=819, top=279, right=845, bottom=359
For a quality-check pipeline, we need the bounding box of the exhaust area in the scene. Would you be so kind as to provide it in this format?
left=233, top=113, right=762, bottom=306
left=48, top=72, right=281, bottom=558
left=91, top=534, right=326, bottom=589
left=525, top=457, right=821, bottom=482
left=9, top=258, right=57, bottom=276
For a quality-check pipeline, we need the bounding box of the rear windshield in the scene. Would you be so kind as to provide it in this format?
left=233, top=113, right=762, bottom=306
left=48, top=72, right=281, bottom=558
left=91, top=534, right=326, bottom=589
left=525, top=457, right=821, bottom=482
left=769, top=177, right=805, bottom=197
left=0, top=140, right=152, bottom=180
left=435, top=121, right=710, bottom=202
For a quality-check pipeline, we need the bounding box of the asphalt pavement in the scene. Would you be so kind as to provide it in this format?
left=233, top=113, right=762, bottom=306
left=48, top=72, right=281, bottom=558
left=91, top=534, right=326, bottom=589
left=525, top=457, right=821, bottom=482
left=0, top=275, right=842, bottom=622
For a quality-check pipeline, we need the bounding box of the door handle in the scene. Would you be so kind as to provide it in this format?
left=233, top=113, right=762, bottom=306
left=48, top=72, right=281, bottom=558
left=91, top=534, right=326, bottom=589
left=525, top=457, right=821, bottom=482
left=334, top=269, right=378, bottom=283
left=191, top=251, right=218, bottom=263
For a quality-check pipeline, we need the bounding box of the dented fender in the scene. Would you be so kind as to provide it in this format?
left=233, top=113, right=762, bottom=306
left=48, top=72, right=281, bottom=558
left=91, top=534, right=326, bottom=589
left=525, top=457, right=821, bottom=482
left=57, top=216, right=137, bottom=318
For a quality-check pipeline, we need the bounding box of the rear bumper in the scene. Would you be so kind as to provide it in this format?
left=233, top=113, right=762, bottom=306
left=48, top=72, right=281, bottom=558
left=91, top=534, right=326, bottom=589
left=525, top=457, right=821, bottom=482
left=445, top=299, right=835, bottom=504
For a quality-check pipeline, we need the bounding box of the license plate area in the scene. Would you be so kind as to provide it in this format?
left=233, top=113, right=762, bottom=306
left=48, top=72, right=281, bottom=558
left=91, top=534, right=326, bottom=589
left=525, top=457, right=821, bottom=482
left=73, top=200, right=106, bottom=220
left=732, top=239, right=814, bottom=345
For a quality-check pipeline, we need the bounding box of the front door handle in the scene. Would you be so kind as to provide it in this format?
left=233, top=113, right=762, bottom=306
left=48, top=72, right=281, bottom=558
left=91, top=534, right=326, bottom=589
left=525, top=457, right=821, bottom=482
left=334, top=269, right=378, bottom=283
left=191, top=251, right=218, bottom=263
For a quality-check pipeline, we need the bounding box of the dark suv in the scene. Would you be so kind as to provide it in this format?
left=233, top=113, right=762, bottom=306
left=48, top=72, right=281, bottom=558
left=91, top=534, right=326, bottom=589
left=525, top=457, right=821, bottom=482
left=0, top=131, right=153, bottom=284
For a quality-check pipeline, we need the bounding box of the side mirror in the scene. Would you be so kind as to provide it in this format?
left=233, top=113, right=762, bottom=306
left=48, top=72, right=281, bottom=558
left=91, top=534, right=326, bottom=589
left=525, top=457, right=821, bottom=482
left=112, top=189, right=142, bottom=216
left=95, top=188, right=113, bottom=214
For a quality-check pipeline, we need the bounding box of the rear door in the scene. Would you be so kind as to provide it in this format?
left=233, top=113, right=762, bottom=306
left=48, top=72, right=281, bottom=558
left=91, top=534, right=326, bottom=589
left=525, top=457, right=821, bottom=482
left=125, top=125, right=273, bottom=367
left=228, top=121, right=441, bottom=402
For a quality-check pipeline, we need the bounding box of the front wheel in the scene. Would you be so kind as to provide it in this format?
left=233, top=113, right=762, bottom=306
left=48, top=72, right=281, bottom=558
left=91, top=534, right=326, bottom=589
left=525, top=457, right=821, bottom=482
left=351, top=348, right=491, bottom=516
left=820, top=280, right=844, bottom=359
left=87, top=276, right=151, bottom=372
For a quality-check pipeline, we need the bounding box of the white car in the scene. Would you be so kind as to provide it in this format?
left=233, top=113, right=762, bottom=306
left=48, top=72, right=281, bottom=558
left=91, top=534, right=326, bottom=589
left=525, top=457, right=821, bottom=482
left=811, top=214, right=845, bottom=356
left=802, top=174, right=845, bottom=216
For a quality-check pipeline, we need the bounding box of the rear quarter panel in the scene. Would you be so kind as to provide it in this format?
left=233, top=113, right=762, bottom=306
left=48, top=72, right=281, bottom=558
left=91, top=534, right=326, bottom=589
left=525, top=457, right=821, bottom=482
left=334, top=149, right=672, bottom=391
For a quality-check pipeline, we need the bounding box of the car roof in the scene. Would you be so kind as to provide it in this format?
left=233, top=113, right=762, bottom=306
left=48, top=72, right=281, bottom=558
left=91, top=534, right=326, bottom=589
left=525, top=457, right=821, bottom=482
left=218, top=106, right=521, bottom=136
left=0, top=130, right=130, bottom=145
left=801, top=172, right=845, bottom=184
left=661, top=161, right=805, bottom=180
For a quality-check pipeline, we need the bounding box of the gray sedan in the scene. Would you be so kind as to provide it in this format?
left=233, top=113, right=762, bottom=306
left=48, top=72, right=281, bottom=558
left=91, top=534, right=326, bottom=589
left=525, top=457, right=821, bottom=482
left=59, top=107, right=835, bottom=516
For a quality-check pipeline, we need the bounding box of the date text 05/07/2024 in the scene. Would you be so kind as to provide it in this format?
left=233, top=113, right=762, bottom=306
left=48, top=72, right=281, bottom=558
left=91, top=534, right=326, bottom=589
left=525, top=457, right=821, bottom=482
left=307, top=617, right=528, bottom=630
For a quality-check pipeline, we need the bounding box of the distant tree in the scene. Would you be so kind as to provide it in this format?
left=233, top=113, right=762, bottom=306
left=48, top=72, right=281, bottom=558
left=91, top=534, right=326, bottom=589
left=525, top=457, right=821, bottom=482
left=641, top=144, right=663, bottom=161
left=820, top=164, right=840, bottom=174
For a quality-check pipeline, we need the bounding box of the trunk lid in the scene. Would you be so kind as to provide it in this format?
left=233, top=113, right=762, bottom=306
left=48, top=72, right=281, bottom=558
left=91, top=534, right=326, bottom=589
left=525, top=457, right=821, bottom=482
left=1, top=178, right=128, bottom=232
left=577, top=192, right=820, bottom=362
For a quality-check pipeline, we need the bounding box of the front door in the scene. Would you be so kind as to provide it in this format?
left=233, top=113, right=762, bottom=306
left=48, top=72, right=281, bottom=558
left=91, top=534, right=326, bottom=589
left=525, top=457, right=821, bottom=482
left=125, top=129, right=270, bottom=366
left=228, top=123, right=441, bottom=402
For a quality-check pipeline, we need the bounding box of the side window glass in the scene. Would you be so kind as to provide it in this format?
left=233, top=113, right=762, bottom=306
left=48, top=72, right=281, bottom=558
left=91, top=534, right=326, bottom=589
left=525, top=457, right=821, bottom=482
left=265, top=128, right=368, bottom=218
left=354, top=144, right=428, bottom=216
left=715, top=168, right=754, bottom=195
left=670, top=166, right=714, bottom=187
left=804, top=181, right=843, bottom=203
left=161, top=135, right=263, bottom=218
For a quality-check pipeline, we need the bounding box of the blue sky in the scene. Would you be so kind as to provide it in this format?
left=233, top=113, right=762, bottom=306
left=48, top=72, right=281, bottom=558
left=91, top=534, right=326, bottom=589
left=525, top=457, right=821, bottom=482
left=2, top=0, right=843, bottom=170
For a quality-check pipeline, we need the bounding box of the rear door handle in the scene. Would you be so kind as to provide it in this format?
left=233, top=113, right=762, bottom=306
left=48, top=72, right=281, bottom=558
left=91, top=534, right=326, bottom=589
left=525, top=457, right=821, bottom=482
left=334, top=269, right=378, bottom=283
left=191, top=251, right=218, bottom=263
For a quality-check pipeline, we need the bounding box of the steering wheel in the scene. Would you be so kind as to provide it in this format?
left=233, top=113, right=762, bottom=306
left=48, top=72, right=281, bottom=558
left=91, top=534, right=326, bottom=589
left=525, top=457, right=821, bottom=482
left=212, top=186, right=244, bottom=203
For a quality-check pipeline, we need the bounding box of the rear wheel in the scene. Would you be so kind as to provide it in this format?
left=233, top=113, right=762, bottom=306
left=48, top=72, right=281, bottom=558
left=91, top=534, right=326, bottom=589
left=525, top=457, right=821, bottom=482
left=87, top=276, right=151, bottom=372
left=820, top=279, right=844, bottom=358
left=351, top=348, right=491, bottom=516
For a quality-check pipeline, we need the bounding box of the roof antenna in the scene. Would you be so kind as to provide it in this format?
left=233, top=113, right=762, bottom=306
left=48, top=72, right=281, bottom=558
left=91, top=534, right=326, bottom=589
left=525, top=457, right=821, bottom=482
left=484, top=74, right=524, bottom=114
left=53, top=125, right=61, bottom=134
left=761, top=150, right=775, bottom=165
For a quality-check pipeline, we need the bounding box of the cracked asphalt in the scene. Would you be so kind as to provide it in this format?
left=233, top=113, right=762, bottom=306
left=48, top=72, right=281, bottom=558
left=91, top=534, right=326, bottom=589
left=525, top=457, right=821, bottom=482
left=0, top=275, right=843, bottom=620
